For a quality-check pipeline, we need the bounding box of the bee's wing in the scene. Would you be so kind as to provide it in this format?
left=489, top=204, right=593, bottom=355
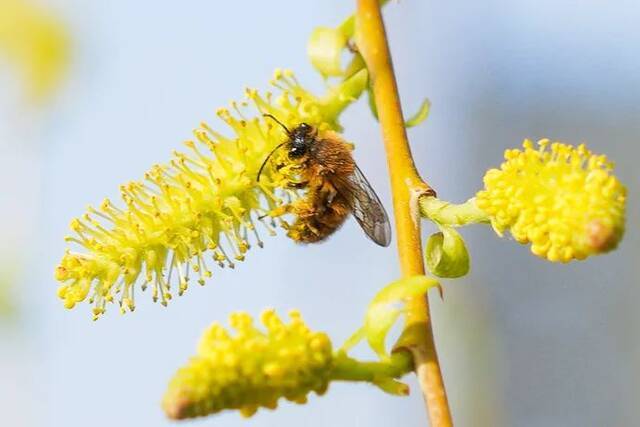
left=332, top=165, right=392, bottom=247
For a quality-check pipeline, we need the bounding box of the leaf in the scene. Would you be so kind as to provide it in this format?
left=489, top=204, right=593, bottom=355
left=425, top=226, right=470, bottom=278
left=405, top=98, right=431, bottom=128
left=320, top=68, right=369, bottom=124
left=307, top=27, right=349, bottom=78
left=340, top=326, right=366, bottom=352
left=367, top=85, right=379, bottom=120
left=365, top=275, right=439, bottom=359
left=366, top=91, right=431, bottom=129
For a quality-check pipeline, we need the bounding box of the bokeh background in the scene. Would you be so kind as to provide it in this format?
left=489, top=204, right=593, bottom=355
left=1, top=1, right=638, bottom=426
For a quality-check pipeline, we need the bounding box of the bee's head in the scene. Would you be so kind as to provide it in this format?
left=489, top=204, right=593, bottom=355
left=258, top=116, right=317, bottom=182
left=288, top=123, right=315, bottom=159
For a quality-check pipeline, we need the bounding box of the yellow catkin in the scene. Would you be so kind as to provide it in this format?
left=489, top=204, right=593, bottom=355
left=0, top=0, right=69, bottom=99
left=55, top=69, right=367, bottom=318
left=162, top=310, right=333, bottom=420
left=476, top=139, right=626, bottom=262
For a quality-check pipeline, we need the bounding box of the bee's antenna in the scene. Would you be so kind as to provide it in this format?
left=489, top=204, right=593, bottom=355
left=257, top=141, right=287, bottom=182
left=263, top=114, right=291, bottom=135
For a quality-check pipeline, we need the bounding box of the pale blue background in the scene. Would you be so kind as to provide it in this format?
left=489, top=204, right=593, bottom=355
left=1, top=1, right=638, bottom=426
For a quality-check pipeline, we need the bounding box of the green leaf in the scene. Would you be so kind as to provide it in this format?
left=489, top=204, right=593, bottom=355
left=307, top=27, right=349, bottom=78
left=365, top=303, right=403, bottom=360
left=425, top=226, right=470, bottom=278
left=320, top=68, right=369, bottom=126
left=366, top=91, right=431, bottom=129
left=343, top=53, right=366, bottom=80
left=365, top=275, right=439, bottom=359
left=367, top=85, right=379, bottom=120
left=340, top=326, right=366, bottom=352
left=405, top=98, right=431, bottom=128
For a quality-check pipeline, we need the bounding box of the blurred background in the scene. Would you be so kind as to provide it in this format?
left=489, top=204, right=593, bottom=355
left=0, top=0, right=637, bottom=426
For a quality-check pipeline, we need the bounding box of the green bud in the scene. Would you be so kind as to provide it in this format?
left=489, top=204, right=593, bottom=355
left=425, top=226, right=470, bottom=278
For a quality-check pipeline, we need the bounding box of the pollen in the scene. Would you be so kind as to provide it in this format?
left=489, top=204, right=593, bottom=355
left=476, top=139, right=626, bottom=262
left=161, top=310, right=333, bottom=420
left=55, top=69, right=366, bottom=318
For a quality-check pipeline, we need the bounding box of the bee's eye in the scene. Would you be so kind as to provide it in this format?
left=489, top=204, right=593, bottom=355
left=299, top=123, right=311, bottom=132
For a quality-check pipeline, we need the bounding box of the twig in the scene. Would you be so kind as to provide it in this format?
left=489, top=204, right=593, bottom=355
left=355, top=1, right=453, bottom=425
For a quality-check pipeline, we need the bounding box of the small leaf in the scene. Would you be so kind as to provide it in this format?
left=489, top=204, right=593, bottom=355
left=405, top=98, right=431, bottom=128
left=365, top=276, right=439, bottom=359
left=320, top=68, right=369, bottom=125
left=366, top=91, right=431, bottom=129
left=425, top=226, right=470, bottom=278
left=307, top=27, right=349, bottom=78
left=372, top=377, right=410, bottom=396
left=343, top=53, right=366, bottom=80
left=366, top=304, right=403, bottom=359
left=341, top=326, right=366, bottom=352
left=367, top=85, right=379, bottom=120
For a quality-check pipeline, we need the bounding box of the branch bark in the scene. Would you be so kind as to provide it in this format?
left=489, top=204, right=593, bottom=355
left=355, top=1, right=453, bottom=425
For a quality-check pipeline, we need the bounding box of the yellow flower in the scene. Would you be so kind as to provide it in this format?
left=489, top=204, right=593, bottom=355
left=55, top=69, right=367, bottom=319
left=476, top=139, right=626, bottom=262
left=0, top=0, right=69, bottom=100
left=162, top=310, right=333, bottom=419
left=161, top=307, right=415, bottom=420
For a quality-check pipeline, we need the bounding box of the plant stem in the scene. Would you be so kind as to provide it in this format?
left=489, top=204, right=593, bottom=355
left=355, top=1, right=453, bottom=426
left=331, top=351, right=413, bottom=383
left=419, top=196, right=490, bottom=227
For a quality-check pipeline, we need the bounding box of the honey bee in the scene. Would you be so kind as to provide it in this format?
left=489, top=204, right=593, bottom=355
left=258, top=114, right=391, bottom=247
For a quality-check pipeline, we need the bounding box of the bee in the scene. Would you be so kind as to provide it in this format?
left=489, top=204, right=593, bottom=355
left=258, top=114, right=391, bottom=247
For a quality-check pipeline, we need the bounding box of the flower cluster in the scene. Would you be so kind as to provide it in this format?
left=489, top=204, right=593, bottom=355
left=162, top=310, right=334, bottom=419
left=476, top=139, right=626, bottom=262
left=0, top=0, right=69, bottom=99
left=55, top=69, right=368, bottom=319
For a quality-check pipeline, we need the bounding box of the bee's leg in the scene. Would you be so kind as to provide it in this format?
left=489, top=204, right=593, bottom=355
left=323, top=182, right=338, bottom=206
left=296, top=221, right=321, bottom=238
left=277, top=162, right=304, bottom=173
